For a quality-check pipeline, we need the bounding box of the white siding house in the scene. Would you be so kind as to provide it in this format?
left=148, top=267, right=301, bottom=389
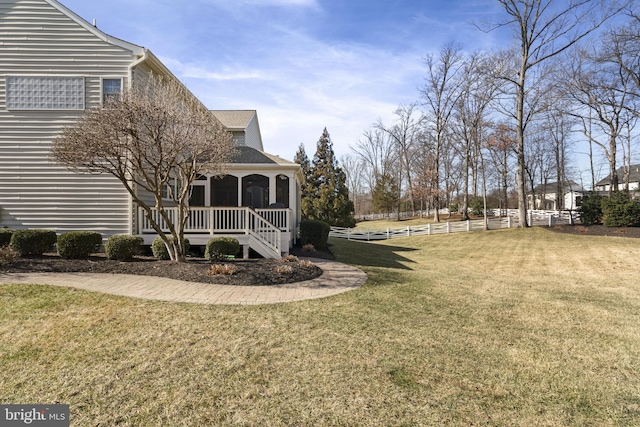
left=595, top=165, right=640, bottom=193
left=526, top=181, right=586, bottom=211
left=0, top=0, right=301, bottom=257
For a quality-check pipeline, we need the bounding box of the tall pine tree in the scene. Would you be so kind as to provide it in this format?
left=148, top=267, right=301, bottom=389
left=300, top=128, right=355, bottom=227
left=293, top=143, right=314, bottom=220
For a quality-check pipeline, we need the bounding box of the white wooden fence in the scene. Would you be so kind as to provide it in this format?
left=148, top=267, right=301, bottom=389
left=331, top=210, right=578, bottom=241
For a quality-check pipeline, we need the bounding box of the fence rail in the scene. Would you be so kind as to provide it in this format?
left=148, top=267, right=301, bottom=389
left=331, top=210, right=577, bottom=241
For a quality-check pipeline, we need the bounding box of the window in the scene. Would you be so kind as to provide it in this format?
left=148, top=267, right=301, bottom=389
left=6, top=76, right=85, bottom=110
left=162, top=179, right=179, bottom=200
left=102, top=78, right=122, bottom=105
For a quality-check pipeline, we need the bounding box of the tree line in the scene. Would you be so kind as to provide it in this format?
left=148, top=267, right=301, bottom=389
left=341, top=0, right=639, bottom=226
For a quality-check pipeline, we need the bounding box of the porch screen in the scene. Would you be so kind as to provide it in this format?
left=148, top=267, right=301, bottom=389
left=242, top=174, right=269, bottom=209
left=211, top=175, right=238, bottom=206
left=276, top=175, right=289, bottom=208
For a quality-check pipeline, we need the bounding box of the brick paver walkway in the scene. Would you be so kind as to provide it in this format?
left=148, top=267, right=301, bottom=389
left=0, top=258, right=367, bottom=305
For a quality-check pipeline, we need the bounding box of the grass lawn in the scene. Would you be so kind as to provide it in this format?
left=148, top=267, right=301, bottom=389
left=2, top=228, right=640, bottom=426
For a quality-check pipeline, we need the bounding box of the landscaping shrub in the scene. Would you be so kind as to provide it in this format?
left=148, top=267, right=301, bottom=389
left=151, top=237, right=190, bottom=260
left=602, top=191, right=640, bottom=227
left=105, top=235, right=144, bottom=260
left=299, top=219, right=330, bottom=249
left=469, top=197, right=484, bottom=216
left=0, top=246, right=18, bottom=267
left=57, top=231, right=103, bottom=259
left=205, top=237, right=240, bottom=261
left=9, top=229, right=57, bottom=256
left=0, top=228, right=14, bottom=247
left=578, top=192, right=604, bottom=225
left=207, top=264, right=237, bottom=275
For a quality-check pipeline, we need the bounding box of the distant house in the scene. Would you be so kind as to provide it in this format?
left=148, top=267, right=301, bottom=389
left=0, top=0, right=300, bottom=257
left=594, top=164, right=640, bottom=193
left=527, top=181, right=586, bottom=211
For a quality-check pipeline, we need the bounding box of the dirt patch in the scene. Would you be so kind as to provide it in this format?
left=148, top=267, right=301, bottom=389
left=1, top=252, right=324, bottom=286
left=548, top=224, right=640, bottom=238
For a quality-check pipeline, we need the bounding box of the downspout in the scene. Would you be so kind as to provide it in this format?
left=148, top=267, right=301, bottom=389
left=126, top=51, right=148, bottom=235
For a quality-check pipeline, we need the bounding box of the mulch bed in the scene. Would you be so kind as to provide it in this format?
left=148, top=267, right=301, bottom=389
left=548, top=224, right=640, bottom=238
left=2, top=248, right=329, bottom=286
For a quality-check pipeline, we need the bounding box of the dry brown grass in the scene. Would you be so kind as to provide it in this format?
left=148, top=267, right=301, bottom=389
left=207, top=263, right=237, bottom=276
left=273, top=264, right=294, bottom=275
left=2, top=228, right=640, bottom=425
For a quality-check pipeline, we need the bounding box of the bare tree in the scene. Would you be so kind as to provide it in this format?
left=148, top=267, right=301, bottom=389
left=51, top=75, right=235, bottom=261
left=375, top=104, right=425, bottom=216
left=565, top=46, right=636, bottom=194
left=454, top=52, right=501, bottom=219
left=421, top=43, right=465, bottom=222
left=486, top=0, right=627, bottom=226
left=352, top=126, right=399, bottom=216
left=340, top=154, right=369, bottom=218
left=487, top=123, right=517, bottom=215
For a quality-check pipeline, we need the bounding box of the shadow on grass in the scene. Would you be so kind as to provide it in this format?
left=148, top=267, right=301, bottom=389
left=328, top=237, right=417, bottom=270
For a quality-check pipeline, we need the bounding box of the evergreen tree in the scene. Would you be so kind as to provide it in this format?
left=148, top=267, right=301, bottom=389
left=372, top=173, right=399, bottom=214
left=293, top=143, right=314, bottom=219
left=305, top=128, right=356, bottom=227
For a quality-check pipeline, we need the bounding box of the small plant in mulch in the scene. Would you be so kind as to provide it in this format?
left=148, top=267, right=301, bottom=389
left=302, top=244, right=315, bottom=252
left=298, top=259, right=315, bottom=268
left=274, top=264, right=294, bottom=275
left=575, top=226, right=589, bottom=233
left=279, top=255, right=299, bottom=263
left=207, top=263, right=237, bottom=276
left=0, top=246, right=18, bottom=267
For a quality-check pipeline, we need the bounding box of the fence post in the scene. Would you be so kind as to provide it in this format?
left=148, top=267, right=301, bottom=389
left=386, top=228, right=390, bottom=240
left=549, top=213, right=553, bottom=227
left=407, top=226, right=411, bottom=237
left=528, top=211, right=533, bottom=227
left=508, top=216, right=512, bottom=229
left=427, top=223, right=431, bottom=235
left=467, top=220, right=471, bottom=232
left=446, top=222, right=451, bottom=233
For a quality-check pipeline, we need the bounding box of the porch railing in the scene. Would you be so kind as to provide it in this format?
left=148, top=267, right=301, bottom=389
left=138, top=207, right=291, bottom=234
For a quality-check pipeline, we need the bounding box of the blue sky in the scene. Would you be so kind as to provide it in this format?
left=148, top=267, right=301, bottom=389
left=60, top=0, right=509, bottom=161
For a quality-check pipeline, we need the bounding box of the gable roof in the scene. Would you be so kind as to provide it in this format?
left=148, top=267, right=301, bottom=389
left=596, top=164, right=640, bottom=186
left=531, top=180, right=586, bottom=194
left=44, top=0, right=144, bottom=55
left=210, top=110, right=257, bottom=131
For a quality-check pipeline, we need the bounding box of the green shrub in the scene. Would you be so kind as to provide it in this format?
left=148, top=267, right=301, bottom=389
left=9, top=229, right=57, bottom=256
left=299, top=219, right=330, bottom=249
left=105, top=235, right=143, bottom=260
left=205, top=237, right=240, bottom=261
left=152, top=236, right=190, bottom=260
left=57, top=231, right=103, bottom=259
left=602, top=191, right=640, bottom=227
left=578, top=192, right=604, bottom=225
left=469, top=197, right=484, bottom=216
left=0, top=228, right=14, bottom=247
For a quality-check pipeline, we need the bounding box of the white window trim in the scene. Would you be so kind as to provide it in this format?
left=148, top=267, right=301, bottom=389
left=100, top=77, right=124, bottom=107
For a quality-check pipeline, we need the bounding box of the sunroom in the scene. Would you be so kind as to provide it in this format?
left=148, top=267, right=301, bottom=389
left=136, top=146, right=302, bottom=259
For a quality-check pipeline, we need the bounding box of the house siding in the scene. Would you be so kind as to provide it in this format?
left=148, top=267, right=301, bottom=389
left=0, top=0, right=134, bottom=235
left=244, top=114, right=263, bottom=150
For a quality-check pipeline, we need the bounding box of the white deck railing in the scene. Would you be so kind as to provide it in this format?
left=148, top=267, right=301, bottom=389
left=138, top=207, right=291, bottom=234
